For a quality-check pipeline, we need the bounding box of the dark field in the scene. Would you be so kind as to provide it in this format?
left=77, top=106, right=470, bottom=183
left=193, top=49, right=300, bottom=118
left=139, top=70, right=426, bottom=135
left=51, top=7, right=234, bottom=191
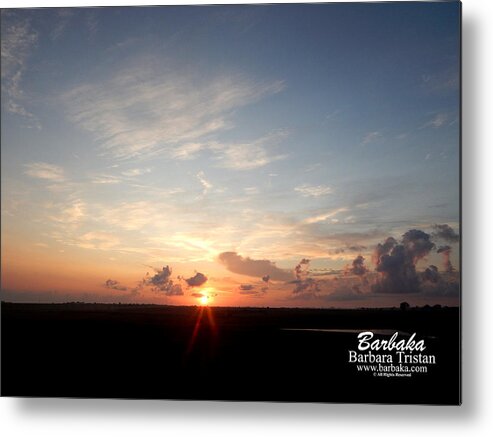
left=1, top=303, right=460, bottom=404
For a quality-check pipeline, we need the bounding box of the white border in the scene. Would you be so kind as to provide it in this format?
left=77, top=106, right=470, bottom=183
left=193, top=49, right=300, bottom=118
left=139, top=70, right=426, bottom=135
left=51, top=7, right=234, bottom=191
left=2, top=0, right=493, bottom=436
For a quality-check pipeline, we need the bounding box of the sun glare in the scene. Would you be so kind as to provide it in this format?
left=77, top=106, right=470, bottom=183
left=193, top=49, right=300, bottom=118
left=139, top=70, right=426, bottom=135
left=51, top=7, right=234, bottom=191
left=199, top=295, right=209, bottom=306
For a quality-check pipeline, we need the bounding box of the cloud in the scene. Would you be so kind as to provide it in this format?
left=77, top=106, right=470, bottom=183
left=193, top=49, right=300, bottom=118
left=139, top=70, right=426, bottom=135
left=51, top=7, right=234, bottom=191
left=85, top=9, right=99, bottom=37
left=372, top=237, right=398, bottom=265
left=217, top=251, right=293, bottom=281
left=302, top=207, right=348, bottom=225
left=104, top=279, right=128, bottom=292
left=213, top=130, right=289, bottom=170
left=104, top=278, right=140, bottom=296
left=291, top=258, right=320, bottom=294
left=91, top=175, right=122, bottom=184
left=290, top=278, right=320, bottom=295
left=63, top=63, right=284, bottom=160
left=421, top=69, right=459, bottom=94
left=294, top=184, right=332, bottom=197
left=324, top=285, right=369, bottom=301
left=185, top=272, right=208, bottom=288
left=78, top=232, right=120, bottom=250
left=171, top=131, right=288, bottom=170
left=171, top=142, right=207, bottom=160
left=1, top=12, right=39, bottom=124
left=121, top=168, right=151, bottom=177
left=422, top=265, right=439, bottom=283
left=97, top=201, right=161, bottom=231
left=24, top=162, right=65, bottom=182
left=372, top=230, right=435, bottom=294
left=420, top=270, right=460, bottom=297
left=432, top=223, right=460, bottom=243
left=239, top=283, right=268, bottom=297
left=244, top=187, right=259, bottom=195
left=239, top=284, right=255, bottom=291
left=348, top=255, right=369, bottom=276
left=294, top=258, right=310, bottom=279
left=362, top=131, right=381, bottom=145
left=50, top=9, right=74, bottom=41
left=437, top=245, right=455, bottom=273
left=196, top=171, right=213, bottom=195
left=142, top=265, right=183, bottom=296
left=49, top=200, right=86, bottom=225
left=329, top=244, right=367, bottom=255
left=422, top=113, right=448, bottom=129
left=288, top=227, right=459, bottom=301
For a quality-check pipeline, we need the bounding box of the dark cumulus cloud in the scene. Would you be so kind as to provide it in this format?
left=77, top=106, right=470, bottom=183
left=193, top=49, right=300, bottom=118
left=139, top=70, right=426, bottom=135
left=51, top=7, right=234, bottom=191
left=372, top=230, right=435, bottom=294
left=432, top=224, right=458, bottom=272
left=294, top=258, right=310, bottom=279
left=104, top=279, right=140, bottom=296
left=104, top=279, right=128, bottom=291
left=185, top=272, right=208, bottom=287
left=422, top=265, right=440, bottom=283
left=433, top=224, right=460, bottom=243
left=143, top=265, right=183, bottom=296
left=239, top=283, right=267, bottom=297
left=259, top=275, right=270, bottom=294
left=239, top=284, right=255, bottom=291
left=420, top=262, right=459, bottom=297
left=217, top=251, right=293, bottom=281
left=348, top=255, right=368, bottom=276
left=291, top=258, right=320, bottom=294
left=372, top=237, right=398, bottom=266
left=402, top=229, right=436, bottom=261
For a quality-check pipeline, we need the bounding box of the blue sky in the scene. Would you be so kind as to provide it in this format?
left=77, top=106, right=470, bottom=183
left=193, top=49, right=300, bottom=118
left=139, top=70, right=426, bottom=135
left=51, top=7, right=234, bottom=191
left=1, top=3, right=460, bottom=306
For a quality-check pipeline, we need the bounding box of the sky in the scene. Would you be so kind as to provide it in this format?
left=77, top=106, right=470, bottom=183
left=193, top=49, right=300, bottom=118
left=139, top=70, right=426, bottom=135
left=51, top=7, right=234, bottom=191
left=1, top=2, right=460, bottom=308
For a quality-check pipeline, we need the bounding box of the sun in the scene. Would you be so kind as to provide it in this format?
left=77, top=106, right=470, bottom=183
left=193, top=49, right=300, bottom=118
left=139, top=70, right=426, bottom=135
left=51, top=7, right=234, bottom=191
left=196, top=287, right=216, bottom=306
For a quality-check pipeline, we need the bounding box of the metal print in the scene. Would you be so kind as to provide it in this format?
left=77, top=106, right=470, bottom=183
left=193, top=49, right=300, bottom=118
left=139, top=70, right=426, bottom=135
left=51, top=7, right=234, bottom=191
left=1, top=2, right=461, bottom=404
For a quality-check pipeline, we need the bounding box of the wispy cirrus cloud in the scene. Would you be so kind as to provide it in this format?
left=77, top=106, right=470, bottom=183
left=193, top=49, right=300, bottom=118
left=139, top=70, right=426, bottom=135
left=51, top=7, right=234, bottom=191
left=1, top=11, right=39, bottom=124
left=361, top=131, right=381, bottom=145
left=50, top=9, right=74, bottom=41
left=170, top=142, right=206, bottom=160
left=78, top=231, right=120, bottom=250
left=49, top=199, right=86, bottom=225
left=302, top=207, right=349, bottom=225
left=170, top=130, right=288, bottom=170
left=121, top=167, right=151, bottom=177
left=294, top=183, right=332, bottom=197
left=62, top=63, right=285, bottom=161
left=97, top=200, right=163, bottom=231
left=24, top=162, right=65, bottom=182
left=421, top=112, right=448, bottom=129
left=213, top=130, right=289, bottom=170
left=196, top=171, right=213, bottom=195
left=91, top=174, right=122, bottom=185
left=421, top=68, right=459, bottom=94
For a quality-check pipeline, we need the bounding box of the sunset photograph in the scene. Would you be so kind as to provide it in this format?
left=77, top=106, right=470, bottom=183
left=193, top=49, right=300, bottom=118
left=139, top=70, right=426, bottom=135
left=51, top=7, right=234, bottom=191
left=1, top=2, right=461, bottom=404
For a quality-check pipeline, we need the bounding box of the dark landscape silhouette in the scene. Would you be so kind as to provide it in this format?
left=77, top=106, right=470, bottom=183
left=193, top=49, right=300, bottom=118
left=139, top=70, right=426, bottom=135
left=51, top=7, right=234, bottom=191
left=1, top=302, right=460, bottom=404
